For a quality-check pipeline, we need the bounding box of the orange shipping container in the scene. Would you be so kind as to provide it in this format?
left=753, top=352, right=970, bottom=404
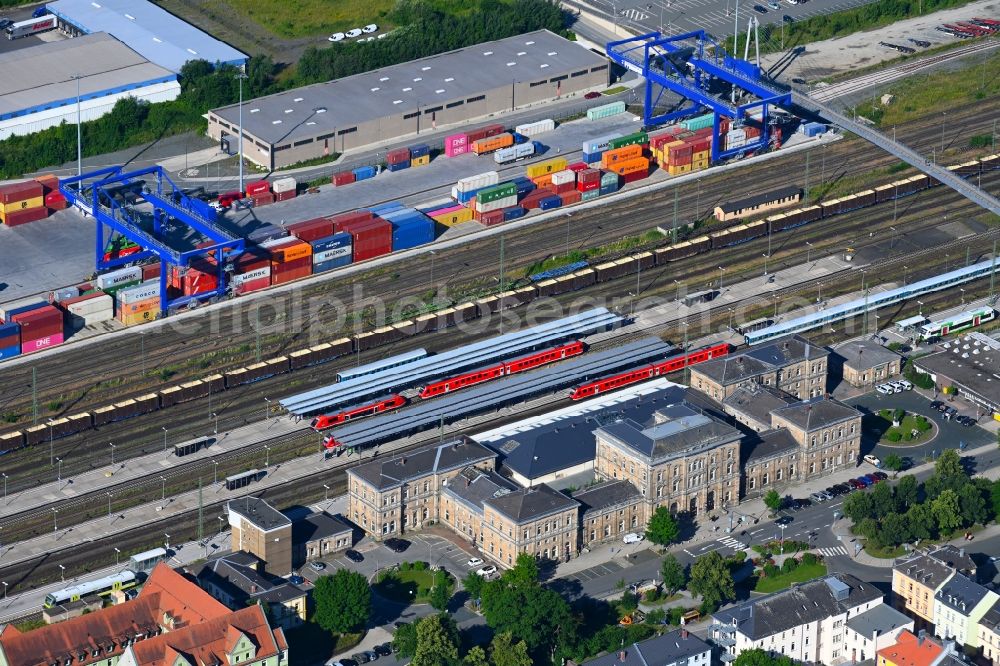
left=472, top=133, right=515, bottom=155
left=532, top=173, right=555, bottom=189
left=117, top=297, right=158, bottom=319
left=601, top=144, right=643, bottom=167
left=609, top=157, right=649, bottom=176
left=268, top=239, right=312, bottom=263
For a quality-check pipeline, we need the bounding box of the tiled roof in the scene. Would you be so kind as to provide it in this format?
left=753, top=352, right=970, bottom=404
left=835, top=340, right=902, bottom=370
left=140, top=563, right=231, bottom=622
left=876, top=630, right=943, bottom=666
left=484, top=483, right=579, bottom=524
left=349, top=437, right=496, bottom=491
left=894, top=552, right=956, bottom=591
left=574, top=480, right=642, bottom=517
left=443, top=466, right=517, bottom=513
left=723, top=384, right=798, bottom=427
left=228, top=496, right=292, bottom=532
left=582, top=628, right=711, bottom=665
left=694, top=334, right=827, bottom=385
left=935, top=574, right=992, bottom=615
left=745, top=428, right=800, bottom=464
left=770, top=396, right=860, bottom=431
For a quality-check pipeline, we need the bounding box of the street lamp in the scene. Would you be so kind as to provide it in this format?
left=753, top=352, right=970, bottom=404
left=48, top=419, right=55, bottom=467
left=236, top=71, right=248, bottom=194
left=110, top=442, right=116, bottom=467
left=58, top=564, right=65, bottom=582
left=805, top=241, right=813, bottom=264
left=2, top=581, right=7, bottom=599
left=1, top=472, right=7, bottom=501
left=71, top=74, right=82, bottom=176
left=763, top=252, right=769, bottom=276
left=56, top=457, right=62, bottom=482
left=162, top=427, right=168, bottom=453
left=323, top=484, right=330, bottom=502
left=114, top=547, right=120, bottom=567
left=107, top=491, right=113, bottom=521
left=212, top=460, right=219, bottom=485
left=164, top=533, right=171, bottom=549
left=52, top=508, right=58, bottom=532
left=718, top=266, right=725, bottom=290
left=264, top=444, right=271, bottom=468
left=264, top=397, right=272, bottom=421
left=160, top=476, right=167, bottom=501
left=211, top=412, right=218, bottom=435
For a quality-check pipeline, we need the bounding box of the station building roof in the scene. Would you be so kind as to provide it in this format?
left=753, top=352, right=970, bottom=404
left=0, top=33, right=176, bottom=120
left=208, top=29, right=606, bottom=146
left=46, top=0, right=247, bottom=73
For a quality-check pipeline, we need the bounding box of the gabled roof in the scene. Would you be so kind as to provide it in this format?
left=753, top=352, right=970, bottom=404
left=695, top=334, right=828, bottom=385
left=443, top=466, right=517, bottom=514
left=876, top=630, right=943, bottom=666
left=745, top=428, right=800, bottom=464
left=770, top=396, right=860, bottom=432
left=291, top=511, right=353, bottom=544
left=582, top=628, right=711, bottom=665
left=194, top=554, right=304, bottom=607
left=723, top=384, right=798, bottom=427
left=348, top=438, right=496, bottom=491
left=484, top=483, right=579, bottom=524
left=574, top=480, right=642, bottom=517
left=894, top=552, right=957, bottom=591
left=595, top=403, right=741, bottom=462
left=835, top=339, right=902, bottom=370
left=935, top=574, right=992, bottom=615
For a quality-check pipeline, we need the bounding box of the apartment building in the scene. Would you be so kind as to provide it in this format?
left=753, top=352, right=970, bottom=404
left=845, top=604, right=916, bottom=663
left=723, top=384, right=798, bottom=433
left=877, top=630, right=945, bottom=666
left=978, top=600, right=1000, bottom=666
left=769, top=397, right=862, bottom=479
left=579, top=628, right=712, bottom=666
left=710, top=574, right=885, bottom=664
left=742, top=429, right=800, bottom=498
left=690, top=335, right=829, bottom=401
left=593, top=401, right=742, bottom=517
left=438, top=466, right=518, bottom=549
left=573, top=479, right=645, bottom=547
left=482, top=483, right=580, bottom=565
left=893, top=549, right=962, bottom=623
left=933, top=574, right=997, bottom=648
left=347, top=437, right=496, bottom=539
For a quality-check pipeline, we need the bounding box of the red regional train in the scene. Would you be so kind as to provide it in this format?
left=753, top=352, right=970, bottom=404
left=569, top=342, right=731, bottom=400
left=418, top=341, right=585, bottom=398
left=312, top=394, right=407, bottom=433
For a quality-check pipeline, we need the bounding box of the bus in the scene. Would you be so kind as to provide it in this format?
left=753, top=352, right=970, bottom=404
left=920, top=307, right=995, bottom=339
left=128, top=547, right=168, bottom=573
left=44, top=571, right=137, bottom=607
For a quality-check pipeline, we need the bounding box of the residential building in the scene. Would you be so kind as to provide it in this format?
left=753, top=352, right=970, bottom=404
left=573, top=479, right=644, bottom=547
left=594, top=401, right=743, bottom=517
left=835, top=340, right=903, bottom=388
left=291, top=511, right=354, bottom=564
left=933, top=573, right=997, bottom=648
left=690, top=334, right=829, bottom=401
left=347, top=437, right=496, bottom=539
left=228, top=496, right=294, bottom=575
left=768, top=396, right=862, bottom=479
left=845, top=604, right=915, bottom=663
left=893, top=550, right=961, bottom=623
left=978, top=599, right=1000, bottom=666
left=876, top=630, right=944, bottom=666
left=0, top=564, right=288, bottom=666
left=710, top=573, right=885, bottom=664
left=482, top=483, right=580, bottom=565
left=929, top=545, right=978, bottom=579
left=439, top=465, right=518, bottom=549
left=579, top=628, right=712, bottom=666
left=722, top=384, right=798, bottom=433
left=191, top=552, right=307, bottom=631
left=742, top=429, right=800, bottom=498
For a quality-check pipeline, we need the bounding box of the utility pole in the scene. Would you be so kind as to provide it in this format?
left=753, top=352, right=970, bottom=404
left=197, top=478, right=204, bottom=544
left=671, top=189, right=679, bottom=243
left=254, top=306, right=261, bottom=363
left=804, top=151, right=810, bottom=195
left=31, top=367, right=38, bottom=426
left=499, top=236, right=506, bottom=336
left=439, top=415, right=445, bottom=443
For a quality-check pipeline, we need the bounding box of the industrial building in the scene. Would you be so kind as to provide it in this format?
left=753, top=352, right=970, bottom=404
left=0, top=33, right=179, bottom=140
left=45, top=0, right=247, bottom=73
left=914, top=333, right=1000, bottom=416
left=206, top=29, right=609, bottom=169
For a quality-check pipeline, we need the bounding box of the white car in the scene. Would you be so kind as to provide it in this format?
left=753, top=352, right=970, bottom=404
left=875, top=384, right=892, bottom=395
left=477, top=564, right=498, bottom=578
left=897, top=379, right=913, bottom=390
left=864, top=454, right=882, bottom=467
left=362, top=23, right=379, bottom=33
left=328, top=32, right=345, bottom=42
left=364, top=36, right=375, bottom=42
left=346, top=28, right=363, bottom=38
left=623, top=532, right=644, bottom=544
left=467, top=557, right=485, bottom=568
left=377, top=32, right=389, bottom=39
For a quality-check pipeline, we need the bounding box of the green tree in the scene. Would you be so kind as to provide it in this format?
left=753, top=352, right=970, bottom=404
left=763, top=490, right=783, bottom=514
left=660, top=553, right=688, bottom=596
left=688, top=551, right=735, bottom=611
left=463, top=572, right=485, bottom=600
left=991, top=480, right=1000, bottom=521
left=646, top=506, right=681, bottom=546
left=881, top=512, right=911, bottom=547
left=463, top=646, right=489, bottom=666
left=393, top=622, right=418, bottom=659
left=857, top=517, right=884, bottom=548
left=508, top=553, right=540, bottom=587
left=931, top=489, right=962, bottom=535
left=430, top=568, right=452, bottom=611
left=870, top=481, right=897, bottom=518
left=958, top=483, right=989, bottom=526
left=412, top=613, right=460, bottom=666
left=733, top=648, right=796, bottom=666
left=926, top=450, right=967, bottom=498
left=313, top=569, right=371, bottom=634
left=843, top=491, right=876, bottom=523
left=883, top=453, right=905, bottom=474
left=490, top=631, right=533, bottom=666
left=896, top=475, right=919, bottom=508
left=907, top=502, right=936, bottom=541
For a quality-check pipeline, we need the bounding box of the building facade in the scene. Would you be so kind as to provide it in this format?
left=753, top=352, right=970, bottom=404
left=292, top=511, right=354, bottom=564
left=893, top=550, right=961, bottom=624
left=742, top=429, right=800, bottom=498
left=768, top=397, right=862, bottom=480
left=979, top=600, right=1000, bottom=666
left=228, top=497, right=293, bottom=576
left=573, top=480, right=645, bottom=548
left=835, top=340, right=903, bottom=388
left=933, top=573, right=997, bottom=648
left=481, top=484, right=580, bottom=565
left=690, top=335, right=829, bottom=401
left=580, top=628, right=712, bottom=666
left=876, top=630, right=944, bottom=666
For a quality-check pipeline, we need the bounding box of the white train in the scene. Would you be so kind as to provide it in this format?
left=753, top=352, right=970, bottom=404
left=44, top=571, right=138, bottom=608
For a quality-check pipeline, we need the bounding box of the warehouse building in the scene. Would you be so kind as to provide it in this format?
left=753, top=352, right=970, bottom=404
left=45, top=0, right=247, bottom=73
left=914, top=333, right=1000, bottom=416
left=206, top=29, right=609, bottom=170
left=0, top=33, right=179, bottom=140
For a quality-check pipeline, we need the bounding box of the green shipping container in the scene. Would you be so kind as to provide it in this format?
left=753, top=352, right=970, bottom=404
left=581, top=189, right=602, bottom=201
left=102, top=280, right=140, bottom=297
left=586, top=101, right=626, bottom=121
left=608, top=132, right=649, bottom=150
left=478, top=182, right=517, bottom=204
left=681, top=113, right=715, bottom=131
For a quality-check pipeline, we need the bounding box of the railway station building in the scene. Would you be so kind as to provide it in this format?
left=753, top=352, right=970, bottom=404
left=834, top=339, right=903, bottom=388
left=206, top=30, right=609, bottom=170
left=228, top=496, right=294, bottom=576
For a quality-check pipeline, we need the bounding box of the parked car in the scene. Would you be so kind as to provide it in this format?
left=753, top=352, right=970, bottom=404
left=288, top=575, right=305, bottom=585
left=794, top=498, right=812, bottom=509
left=0, top=18, right=12, bottom=30
left=477, top=564, right=498, bottom=578
left=875, top=384, right=893, bottom=395
left=374, top=643, right=393, bottom=657
left=854, top=476, right=871, bottom=487
left=585, top=91, right=602, bottom=99
left=782, top=14, right=794, bottom=23
left=768, top=1, right=780, bottom=9
left=848, top=479, right=865, bottom=489
left=468, top=557, right=485, bottom=568
left=897, top=379, right=913, bottom=390
left=791, top=76, right=806, bottom=84
left=623, top=532, right=645, bottom=544
left=328, top=32, right=345, bottom=42
left=873, top=471, right=888, bottom=480
left=362, top=23, right=379, bottom=33
left=753, top=4, right=768, bottom=12
left=384, top=538, right=410, bottom=553
left=363, top=651, right=378, bottom=662
left=930, top=400, right=944, bottom=411
left=345, top=549, right=364, bottom=563
left=352, top=652, right=370, bottom=664
left=775, top=515, right=794, bottom=525
left=309, top=561, right=326, bottom=571
left=346, top=28, right=364, bottom=38
left=865, top=474, right=882, bottom=484
left=810, top=492, right=827, bottom=502
left=863, top=454, right=882, bottom=467
left=833, top=483, right=852, bottom=495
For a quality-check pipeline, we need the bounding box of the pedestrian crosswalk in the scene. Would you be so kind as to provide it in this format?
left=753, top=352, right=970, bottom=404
left=619, top=7, right=651, bottom=21
left=717, top=536, right=747, bottom=551
left=817, top=546, right=849, bottom=557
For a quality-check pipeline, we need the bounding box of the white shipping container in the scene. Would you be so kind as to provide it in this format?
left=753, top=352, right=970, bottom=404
left=117, top=281, right=160, bottom=305
left=551, top=169, right=576, bottom=186
left=68, top=310, right=114, bottom=327
left=515, top=118, right=555, bottom=137
left=313, top=245, right=352, bottom=263
left=95, top=267, right=142, bottom=291
left=726, top=129, right=746, bottom=141
left=258, top=237, right=296, bottom=250
left=272, top=177, right=297, bottom=194
left=52, top=287, right=79, bottom=303
left=725, top=138, right=746, bottom=150
left=67, top=294, right=113, bottom=316
left=0, top=297, right=47, bottom=321
left=475, top=194, right=518, bottom=214
left=232, top=266, right=272, bottom=286
left=456, top=171, right=499, bottom=192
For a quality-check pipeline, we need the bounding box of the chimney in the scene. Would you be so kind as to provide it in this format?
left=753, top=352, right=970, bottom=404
left=251, top=584, right=257, bottom=593
left=618, top=651, right=627, bottom=662
left=918, top=629, right=927, bottom=645
left=682, top=628, right=689, bottom=639
left=959, top=548, right=965, bottom=557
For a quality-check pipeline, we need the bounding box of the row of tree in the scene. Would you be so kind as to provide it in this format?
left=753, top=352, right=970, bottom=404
left=843, top=450, right=1000, bottom=549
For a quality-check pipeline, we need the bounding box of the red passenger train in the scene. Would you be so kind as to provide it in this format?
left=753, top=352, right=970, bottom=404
left=418, top=341, right=585, bottom=399
left=569, top=342, right=731, bottom=400
left=312, top=394, right=407, bottom=433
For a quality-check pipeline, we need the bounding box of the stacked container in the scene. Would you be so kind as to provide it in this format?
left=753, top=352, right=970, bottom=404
left=13, top=305, right=62, bottom=353
left=62, top=292, right=113, bottom=328
left=422, top=203, right=473, bottom=227
left=384, top=209, right=435, bottom=251
left=288, top=217, right=335, bottom=242
left=602, top=144, right=643, bottom=168
left=0, top=321, right=19, bottom=360
left=582, top=133, right=621, bottom=165
left=586, top=101, right=626, bottom=121
left=549, top=170, right=577, bottom=194
left=600, top=171, right=620, bottom=195
left=411, top=145, right=431, bottom=167
left=539, top=195, right=563, bottom=211
left=520, top=189, right=553, bottom=210
left=474, top=182, right=518, bottom=215
left=0, top=298, right=47, bottom=321
left=329, top=209, right=375, bottom=230
left=53, top=286, right=79, bottom=304
left=680, top=113, right=715, bottom=131
left=36, top=174, right=66, bottom=212
left=339, top=218, right=392, bottom=262
left=387, top=147, right=411, bottom=172
left=0, top=181, right=47, bottom=227
left=263, top=238, right=313, bottom=285
left=95, top=267, right=142, bottom=295
left=248, top=223, right=289, bottom=245
left=526, top=158, right=568, bottom=180
left=273, top=177, right=297, bottom=202
left=170, top=261, right=218, bottom=297
left=333, top=171, right=356, bottom=186
left=352, top=166, right=377, bottom=181
left=311, top=232, right=353, bottom=273
left=502, top=206, right=526, bottom=222
left=800, top=122, right=826, bottom=137
left=514, top=119, right=555, bottom=137
left=467, top=124, right=504, bottom=144
left=445, top=132, right=471, bottom=158
left=607, top=156, right=650, bottom=182
left=472, top=133, right=514, bottom=156
left=252, top=190, right=276, bottom=207
left=478, top=210, right=505, bottom=226
left=231, top=251, right=272, bottom=295
left=453, top=171, right=499, bottom=205
left=576, top=169, right=601, bottom=192
left=246, top=181, right=270, bottom=197
left=116, top=281, right=160, bottom=327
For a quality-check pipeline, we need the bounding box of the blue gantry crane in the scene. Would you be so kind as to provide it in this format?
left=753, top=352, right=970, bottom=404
left=59, top=165, right=244, bottom=316
left=606, top=27, right=792, bottom=162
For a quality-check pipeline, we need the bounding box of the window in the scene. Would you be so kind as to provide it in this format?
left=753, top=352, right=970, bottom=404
left=337, top=127, right=357, bottom=135
left=466, top=95, right=486, bottom=102
left=571, top=69, right=588, bottom=77
left=446, top=100, right=464, bottom=108
left=293, top=138, right=313, bottom=146
left=274, top=144, right=290, bottom=152
left=549, top=75, right=568, bottom=82
left=424, top=106, right=443, bottom=114
left=317, top=132, right=335, bottom=141
left=403, top=112, right=419, bottom=119
left=590, top=64, right=608, bottom=72
left=529, top=80, right=547, bottom=87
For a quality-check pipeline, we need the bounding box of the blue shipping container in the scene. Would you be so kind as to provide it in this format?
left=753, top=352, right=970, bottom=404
left=387, top=161, right=410, bottom=172
left=503, top=207, right=526, bottom=222
left=313, top=255, right=352, bottom=273
left=352, top=166, right=377, bottom=180
left=539, top=196, right=562, bottom=211
left=599, top=184, right=619, bottom=196
left=391, top=216, right=435, bottom=252
left=455, top=188, right=482, bottom=204
left=0, top=344, right=19, bottom=361
left=3, top=302, right=47, bottom=321
left=370, top=202, right=406, bottom=216
left=311, top=232, right=353, bottom=253
left=511, top=177, right=535, bottom=198
left=410, top=144, right=430, bottom=158
left=582, top=151, right=603, bottom=165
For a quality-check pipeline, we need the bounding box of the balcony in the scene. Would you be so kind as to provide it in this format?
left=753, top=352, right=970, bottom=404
left=721, top=651, right=737, bottom=662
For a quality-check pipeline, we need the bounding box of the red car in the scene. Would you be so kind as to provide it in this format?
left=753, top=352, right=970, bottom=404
left=585, top=91, right=602, bottom=99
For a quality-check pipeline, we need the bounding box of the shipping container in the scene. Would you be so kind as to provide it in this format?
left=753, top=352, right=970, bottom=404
left=412, top=154, right=431, bottom=167
left=389, top=213, right=435, bottom=251
left=245, top=181, right=270, bottom=196
left=475, top=194, right=518, bottom=214
left=559, top=190, right=582, bottom=206
left=0, top=196, right=44, bottom=215
left=117, top=281, right=160, bottom=305
left=311, top=232, right=353, bottom=269
left=680, top=113, right=715, bottom=131
left=44, top=191, right=67, bottom=210
left=478, top=182, right=518, bottom=205
left=387, top=147, right=411, bottom=164
left=410, top=144, right=430, bottom=158
left=551, top=169, right=576, bottom=187
left=21, top=331, right=63, bottom=354
left=271, top=256, right=312, bottom=285
left=494, top=142, right=537, bottom=164
left=95, top=267, right=143, bottom=293
left=608, top=157, right=650, bottom=176
left=467, top=123, right=505, bottom=143
left=275, top=189, right=296, bottom=202
left=477, top=209, right=505, bottom=226
left=601, top=145, right=643, bottom=168
left=352, top=165, right=377, bottom=181
left=511, top=177, right=536, bottom=198
left=333, top=171, right=356, bottom=186
left=13, top=305, right=62, bottom=340
left=0, top=344, right=19, bottom=360
left=340, top=217, right=392, bottom=261
left=445, top=133, right=469, bottom=157
left=608, top=132, right=648, bottom=151
left=515, top=118, right=555, bottom=137
left=1, top=206, right=48, bottom=226
left=251, top=192, right=276, bottom=207
left=247, top=223, right=288, bottom=244
left=581, top=188, right=602, bottom=201
left=261, top=237, right=312, bottom=263
left=0, top=180, right=43, bottom=205
left=526, top=158, right=568, bottom=179
left=582, top=133, right=622, bottom=155
left=539, top=195, right=563, bottom=211
left=503, top=206, right=526, bottom=222
left=0, top=320, right=20, bottom=347
left=387, top=161, right=410, bottom=172
left=288, top=217, right=335, bottom=242
left=456, top=171, right=500, bottom=192
left=34, top=173, right=59, bottom=194
left=587, top=101, right=626, bottom=120
left=472, top=133, right=515, bottom=155
left=429, top=206, right=474, bottom=227
left=0, top=298, right=47, bottom=321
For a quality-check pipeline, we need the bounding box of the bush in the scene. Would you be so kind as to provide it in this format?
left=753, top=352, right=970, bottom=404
left=916, top=417, right=932, bottom=432
left=620, top=591, right=639, bottom=612
left=781, top=557, right=798, bottom=573
left=887, top=431, right=903, bottom=442
left=668, top=607, right=686, bottom=626
left=762, top=564, right=779, bottom=578
left=645, top=608, right=667, bottom=625
left=729, top=551, right=748, bottom=563
left=801, top=552, right=818, bottom=566
left=412, top=561, right=427, bottom=571
left=399, top=562, right=411, bottom=572
left=644, top=589, right=660, bottom=603
left=893, top=408, right=906, bottom=422
left=903, top=431, right=913, bottom=441
left=971, top=134, right=994, bottom=149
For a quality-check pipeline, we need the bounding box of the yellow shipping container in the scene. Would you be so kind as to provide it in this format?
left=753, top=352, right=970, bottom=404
left=663, top=140, right=686, bottom=157
left=668, top=163, right=692, bottom=176
left=526, top=157, right=568, bottom=179
left=120, top=309, right=157, bottom=327
left=118, top=297, right=158, bottom=318
left=0, top=196, right=44, bottom=215
left=412, top=154, right=431, bottom=167
left=692, top=159, right=709, bottom=171
left=693, top=150, right=710, bottom=162
left=432, top=207, right=474, bottom=227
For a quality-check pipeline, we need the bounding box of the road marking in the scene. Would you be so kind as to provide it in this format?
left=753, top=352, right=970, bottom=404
left=817, top=546, right=849, bottom=557
left=717, top=536, right=748, bottom=550
left=684, top=549, right=696, bottom=556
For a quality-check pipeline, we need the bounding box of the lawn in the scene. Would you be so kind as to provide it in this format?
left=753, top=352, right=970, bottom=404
left=864, top=543, right=906, bottom=559
left=753, top=563, right=828, bottom=593
left=374, top=567, right=452, bottom=604
left=871, top=410, right=933, bottom=446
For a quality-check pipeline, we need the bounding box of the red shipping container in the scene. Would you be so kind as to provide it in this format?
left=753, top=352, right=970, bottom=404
left=34, top=174, right=59, bottom=195
left=2, top=207, right=48, bottom=226
left=246, top=181, right=270, bottom=196
left=551, top=182, right=575, bottom=194
left=521, top=191, right=549, bottom=210
left=0, top=181, right=43, bottom=205
left=559, top=190, right=582, bottom=206
left=387, top=148, right=411, bottom=164
left=339, top=217, right=391, bottom=261
left=13, top=305, right=62, bottom=340
left=142, top=263, right=161, bottom=281
left=479, top=210, right=505, bottom=227
left=44, top=191, right=65, bottom=206
left=623, top=169, right=649, bottom=183
left=275, top=190, right=296, bottom=202
left=577, top=180, right=600, bottom=193
left=288, top=218, right=335, bottom=242
left=329, top=210, right=375, bottom=232
left=271, top=256, right=312, bottom=285
left=467, top=123, right=504, bottom=143
left=566, top=162, right=588, bottom=173
left=578, top=169, right=601, bottom=184
left=183, top=268, right=218, bottom=296
left=252, top=192, right=276, bottom=207
left=333, top=171, right=356, bottom=186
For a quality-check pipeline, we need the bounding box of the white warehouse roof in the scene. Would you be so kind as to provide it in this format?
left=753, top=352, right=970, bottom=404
left=45, top=0, right=247, bottom=73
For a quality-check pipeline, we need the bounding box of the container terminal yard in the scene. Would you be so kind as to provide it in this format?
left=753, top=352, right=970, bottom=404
left=1, top=0, right=1000, bottom=662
